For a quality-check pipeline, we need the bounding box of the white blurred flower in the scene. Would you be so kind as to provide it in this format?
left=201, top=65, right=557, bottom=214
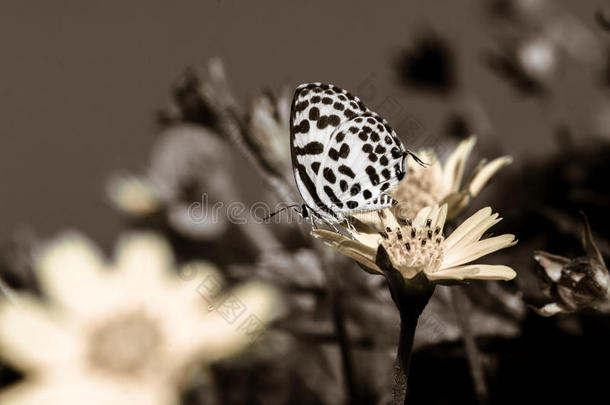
left=0, top=232, right=279, bottom=405
left=106, top=124, right=238, bottom=240
left=106, top=173, right=161, bottom=217
left=247, top=88, right=292, bottom=173
left=313, top=204, right=517, bottom=283
left=392, top=137, right=512, bottom=219
left=517, top=37, right=557, bottom=83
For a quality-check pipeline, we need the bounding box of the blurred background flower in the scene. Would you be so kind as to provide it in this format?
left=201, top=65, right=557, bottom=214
left=392, top=137, right=512, bottom=219
left=0, top=232, right=279, bottom=405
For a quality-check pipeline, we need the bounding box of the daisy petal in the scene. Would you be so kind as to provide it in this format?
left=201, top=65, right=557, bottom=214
left=0, top=376, right=168, bottom=405
left=174, top=261, right=225, bottom=304
left=0, top=297, right=77, bottom=371
left=451, top=213, right=501, bottom=251
left=441, top=190, right=470, bottom=220
left=442, top=136, right=476, bottom=193
left=311, top=229, right=351, bottom=244
left=35, top=233, right=107, bottom=315
left=336, top=239, right=378, bottom=259
left=114, top=233, right=173, bottom=281
left=350, top=210, right=384, bottom=232
left=444, top=207, right=493, bottom=250
left=426, top=264, right=516, bottom=281
left=431, top=204, right=448, bottom=229
left=443, top=234, right=517, bottom=268
left=186, top=282, right=280, bottom=362
left=413, top=206, right=433, bottom=227
left=333, top=246, right=380, bottom=273
left=467, top=156, right=513, bottom=197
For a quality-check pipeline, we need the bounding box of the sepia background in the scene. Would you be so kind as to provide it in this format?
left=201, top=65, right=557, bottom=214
left=1, top=1, right=610, bottom=404
left=1, top=0, right=606, bottom=245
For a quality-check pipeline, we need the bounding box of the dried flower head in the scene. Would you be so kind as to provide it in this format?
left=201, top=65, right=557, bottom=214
left=247, top=88, right=292, bottom=174
left=392, top=137, right=513, bottom=219
left=107, top=124, right=237, bottom=240
left=533, top=215, right=610, bottom=316
left=313, top=204, right=517, bottom=283
left=0, top=232, right=279, bottom=405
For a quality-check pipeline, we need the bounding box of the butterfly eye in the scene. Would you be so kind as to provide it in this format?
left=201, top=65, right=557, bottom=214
left=391, top=147, right=402, bottom=159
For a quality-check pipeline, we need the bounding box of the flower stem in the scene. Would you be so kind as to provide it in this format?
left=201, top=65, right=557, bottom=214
left=392, top=306, right=419, bottom=405
left=376, top=246, right=435, bottom=405
left=329, top=281, right=359, bottom=404
left=320, top=248, right=359, bottom=404
left=450, top=286, right=489, bottom=404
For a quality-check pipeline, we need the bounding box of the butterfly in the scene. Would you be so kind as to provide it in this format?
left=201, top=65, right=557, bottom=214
left=290, top=82, right=418, bottom=224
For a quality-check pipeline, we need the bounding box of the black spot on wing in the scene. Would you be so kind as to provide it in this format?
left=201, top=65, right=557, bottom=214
left=296, top=164, right=336, bottom=218
left=366, top=166, right=380, bottom=186
left=324, top=186, right=344, bottom=209
left=309, top=107, right=320, bottom=120
left=294, top=141, right=324, bottom=155
left=328, top=143, right=350, bottom=161
left=294, top=120, right=310, bottom=134
left=323, top=168, right=336, bottom=184
left=339, top=165, right=356, bottom=178
left=344, top=109, right=356, bottom=119
left=295, top=100, right=309, bottom=112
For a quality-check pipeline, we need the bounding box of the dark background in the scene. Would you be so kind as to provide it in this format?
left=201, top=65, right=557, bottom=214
left=2, top=0, right=608, bottom=247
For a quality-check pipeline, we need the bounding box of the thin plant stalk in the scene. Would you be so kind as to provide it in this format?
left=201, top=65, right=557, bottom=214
left=323, top=255, right=359, bottom=404
left=450, top=286, right=489, bottom=404
left=377, top=246, right=435, bottom=405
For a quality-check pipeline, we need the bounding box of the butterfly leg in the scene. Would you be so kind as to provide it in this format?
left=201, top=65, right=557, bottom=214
left=347, top=217, right=357, bottom=232
left=309, top=216, right=319, bottom=231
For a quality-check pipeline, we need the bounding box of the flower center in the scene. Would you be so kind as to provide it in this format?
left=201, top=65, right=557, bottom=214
left=380, top=219, right=445, bottom=278
left=87, top=311, right=163, bottom=378
left=392, top=160, right=446, bottom=219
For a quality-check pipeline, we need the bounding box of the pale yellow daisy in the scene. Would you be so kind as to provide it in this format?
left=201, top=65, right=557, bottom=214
left=106, top=173, right=161, bottom=217
left=392, top=137, right=513, bottom=219
left=313, top=204, right=517, bottom=283
left=0, top=232, right=279, bottom=405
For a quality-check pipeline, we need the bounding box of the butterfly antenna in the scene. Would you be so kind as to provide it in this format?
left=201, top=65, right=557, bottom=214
left=407, top=150, right=429, bottom=167
left=262, top=204, right=301, bottom=221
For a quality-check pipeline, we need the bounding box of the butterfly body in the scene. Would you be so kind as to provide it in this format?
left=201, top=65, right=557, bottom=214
left=290, top=83, right=408, bottom=224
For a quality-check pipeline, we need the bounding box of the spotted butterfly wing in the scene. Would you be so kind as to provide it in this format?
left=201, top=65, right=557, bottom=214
left=290, top=83, right=407, bottom=223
